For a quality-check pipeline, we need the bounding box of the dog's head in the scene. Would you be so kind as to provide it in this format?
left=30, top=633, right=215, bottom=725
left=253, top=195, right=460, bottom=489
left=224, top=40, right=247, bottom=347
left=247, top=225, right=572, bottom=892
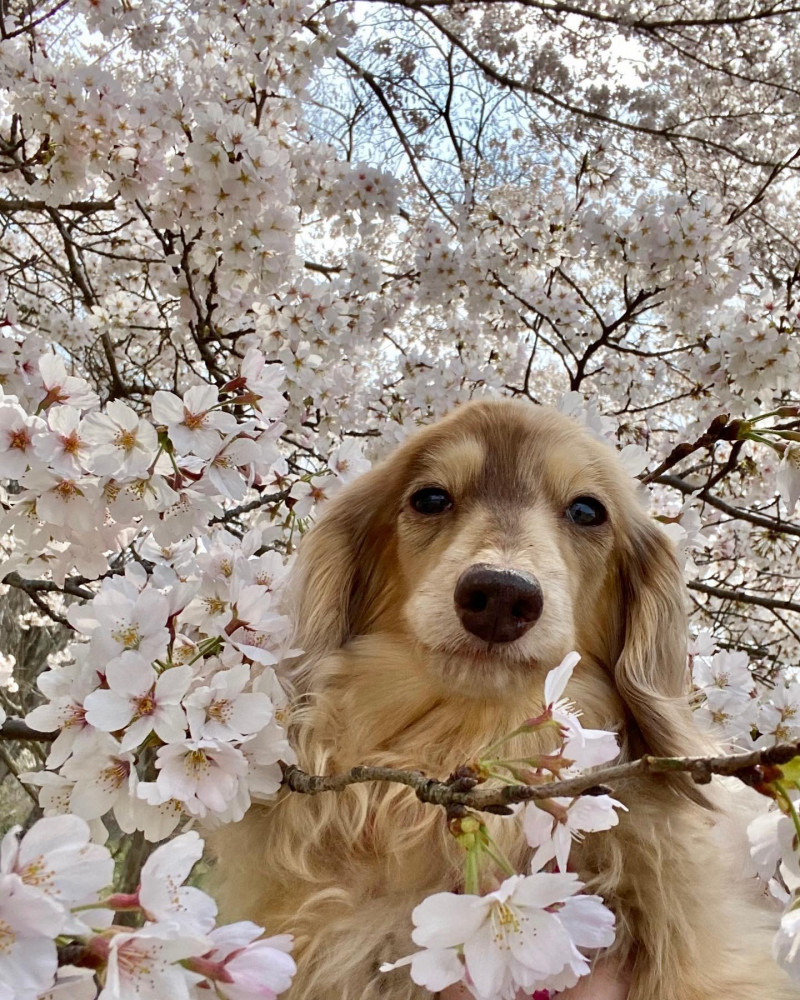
left=290, top=399, right=695, bottom=758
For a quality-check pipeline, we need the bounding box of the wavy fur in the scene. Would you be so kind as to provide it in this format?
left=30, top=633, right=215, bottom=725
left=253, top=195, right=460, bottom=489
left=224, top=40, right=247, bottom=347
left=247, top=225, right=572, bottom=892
left=211, top=400, right=797, bottom=999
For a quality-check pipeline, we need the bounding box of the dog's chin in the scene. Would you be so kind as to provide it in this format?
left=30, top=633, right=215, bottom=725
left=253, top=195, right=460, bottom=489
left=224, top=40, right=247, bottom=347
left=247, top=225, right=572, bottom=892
left=418, top=635, right=553, bottom=699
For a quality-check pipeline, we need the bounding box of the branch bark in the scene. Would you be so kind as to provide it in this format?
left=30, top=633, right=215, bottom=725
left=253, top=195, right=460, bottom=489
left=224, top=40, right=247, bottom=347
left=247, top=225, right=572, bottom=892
left=281, top=741, right=800, bottom=812
left=7, top=712, right=799, bottom=812
left=0, top=718, right=58, bottom=741
left=687, top=580, right=800, bottom=615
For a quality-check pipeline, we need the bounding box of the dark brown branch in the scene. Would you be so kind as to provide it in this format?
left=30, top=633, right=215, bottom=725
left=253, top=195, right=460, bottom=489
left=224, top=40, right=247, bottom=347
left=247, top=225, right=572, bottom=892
left=0, top=718, right=58, bottom=742
left=383, top=0, right=800, bottom=32
left=0, top=198, right=116, bottom=213
left=0, top=0, right=71, bottom=40
left=687, top=581, right=800, bottom=615
left=656, top=474, right=800, bottom=538
left=209, top=487, right=292, bottom=524
left=640, top=415, right=745, bottom=484
left=4, top=571, right=94, bottom=602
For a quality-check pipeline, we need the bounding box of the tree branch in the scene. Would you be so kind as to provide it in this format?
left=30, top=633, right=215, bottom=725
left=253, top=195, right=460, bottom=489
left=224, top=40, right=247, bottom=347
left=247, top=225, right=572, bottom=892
left=0, top=718, right=58, bottom=742
left=655, top=474, right=800, bottom=538
left=687, top=581, right=800, bottom=615
left=0, top=197, right=116, bottom=213
left=281, top=741, right=800, bottom=813
left=208, top=488, right=292, bottom=525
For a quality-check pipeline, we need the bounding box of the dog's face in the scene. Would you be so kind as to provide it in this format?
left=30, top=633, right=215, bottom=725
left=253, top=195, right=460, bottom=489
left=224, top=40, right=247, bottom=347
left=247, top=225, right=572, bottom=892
left=292, top=399, right=695, bottom=758
left=396, top=405, right=622, bottom=691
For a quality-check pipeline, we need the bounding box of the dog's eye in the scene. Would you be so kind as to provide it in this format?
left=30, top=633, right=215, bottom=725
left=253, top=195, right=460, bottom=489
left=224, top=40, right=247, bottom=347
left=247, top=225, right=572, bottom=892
left=410, top=486, right=453, bottom=515
left=566, top=496, right=607, bottom=526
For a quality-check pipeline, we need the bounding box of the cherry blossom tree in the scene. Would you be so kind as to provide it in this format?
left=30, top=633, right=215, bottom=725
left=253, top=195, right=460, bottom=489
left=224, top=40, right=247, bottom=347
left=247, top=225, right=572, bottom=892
left=2, top=0, right=800, bottom=996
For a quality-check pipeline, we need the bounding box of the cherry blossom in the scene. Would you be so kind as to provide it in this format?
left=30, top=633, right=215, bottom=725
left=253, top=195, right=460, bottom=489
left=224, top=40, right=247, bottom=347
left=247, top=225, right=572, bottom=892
left=0, top=815, right=112, bottom=913
left=33, top=406, right=92, bottom=477
left=37, top=971, right=98, bottom=1000
left=541, top=653, right=620, bottom=769
left=67, top=578, right=170, bottom=667
left=774, top=907, right=800, bottom=980
left=0, top=398, right=44, bottom=478
left=153, top=737, right=249, bottom=817
left=288, top=474, right=342, bottom=519
left=83, top=656, right=191, bottom=751
left=184, top=663, right=273, bottom=742
left=778, top=445, right=800, bottom=513
left=151, top=385, right=236, bottom=459
left=37, top=356, right=99, bottom=412
left=381, top=871, right=615, bottom=998
left=193, top=922, right=296, bottom=1000
left=523, top=795, right=627, bottom=874
left=24, top=654, right=100, bottom=768
left=328, top=439, right=371, bottom=483
left=20, top=470, right=102, bottom=533
left=81, top=401, right=158, bottom=478
left=97, top=924, right=207, bottom=1000
left=60, top=737, right=139, bottom=821
left=237, top=350, right=288, bottom=422
left=138, top=831, right=217, bottom=936
left=0, top=873, right=62, bottom=1000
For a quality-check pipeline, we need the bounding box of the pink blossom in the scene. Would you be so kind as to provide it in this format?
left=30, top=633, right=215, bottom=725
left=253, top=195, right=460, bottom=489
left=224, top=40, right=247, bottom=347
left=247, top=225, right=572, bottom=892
left=193, top=921, right=296, bottom=1000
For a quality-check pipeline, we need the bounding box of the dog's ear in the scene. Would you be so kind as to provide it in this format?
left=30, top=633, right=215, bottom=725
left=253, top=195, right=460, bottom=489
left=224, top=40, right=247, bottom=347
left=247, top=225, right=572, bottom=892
left=287, top=463, right=400, bottom=662
left=614, top=518, right=705, bottom=765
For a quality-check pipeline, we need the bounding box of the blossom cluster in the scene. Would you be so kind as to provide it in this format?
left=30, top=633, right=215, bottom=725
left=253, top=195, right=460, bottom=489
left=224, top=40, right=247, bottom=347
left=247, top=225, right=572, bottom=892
left=0, top=818, right=295, bottom=1000
left=0, top=333, right=375, bottom=840
left=690, top=630, right=800, bottom=750
left=687, top=632, right=800, bottom=980
left=382, top=871, right=615, bottom=999
left=2, top=0, right=800, bottom=996
left=22, top=559, right=295, bottom=840
left=0, top=328, right=354, bottom=583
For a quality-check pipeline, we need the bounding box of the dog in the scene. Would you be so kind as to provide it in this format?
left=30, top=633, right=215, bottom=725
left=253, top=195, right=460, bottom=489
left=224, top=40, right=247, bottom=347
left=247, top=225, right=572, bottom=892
left=212, top=399, right=797, bottom=1000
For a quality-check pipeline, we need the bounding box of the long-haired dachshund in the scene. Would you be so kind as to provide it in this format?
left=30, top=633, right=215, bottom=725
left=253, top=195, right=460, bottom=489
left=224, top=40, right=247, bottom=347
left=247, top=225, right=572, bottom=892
left=213, top=399, right=796, bottom=1000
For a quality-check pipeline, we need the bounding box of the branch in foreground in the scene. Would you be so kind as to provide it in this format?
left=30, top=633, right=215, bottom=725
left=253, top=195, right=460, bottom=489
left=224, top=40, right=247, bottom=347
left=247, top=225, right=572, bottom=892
left=0, top=719, right=58, bottom=741
left=6, top=714, right=799, bottom=811
left=281, top=741, right=800, bottom=812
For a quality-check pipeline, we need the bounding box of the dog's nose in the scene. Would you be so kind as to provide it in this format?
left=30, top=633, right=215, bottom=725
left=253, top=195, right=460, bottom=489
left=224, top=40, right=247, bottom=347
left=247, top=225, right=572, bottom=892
left=454, top=564, right=543, bottom=644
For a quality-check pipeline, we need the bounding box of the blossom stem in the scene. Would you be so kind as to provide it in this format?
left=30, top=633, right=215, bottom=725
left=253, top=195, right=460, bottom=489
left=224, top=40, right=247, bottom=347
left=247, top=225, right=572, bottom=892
left=464, top=844, right=480, bottom=895
left=483, top=843, right=517, bottom=878
left=480, top=715, right=557, bottom=758
left=776, top=782, right=800, bottom=846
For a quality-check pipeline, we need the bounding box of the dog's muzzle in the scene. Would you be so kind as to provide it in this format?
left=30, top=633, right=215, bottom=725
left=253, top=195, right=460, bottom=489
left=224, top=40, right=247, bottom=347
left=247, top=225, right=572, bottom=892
left=454, top=563, right=543, bottom=644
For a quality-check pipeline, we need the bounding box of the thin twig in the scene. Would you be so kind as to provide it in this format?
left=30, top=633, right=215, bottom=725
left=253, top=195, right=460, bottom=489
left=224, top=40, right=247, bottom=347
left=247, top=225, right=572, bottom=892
left=0, top=743, right=40, bottom=805
left=688, top=581, right=800, bottom=615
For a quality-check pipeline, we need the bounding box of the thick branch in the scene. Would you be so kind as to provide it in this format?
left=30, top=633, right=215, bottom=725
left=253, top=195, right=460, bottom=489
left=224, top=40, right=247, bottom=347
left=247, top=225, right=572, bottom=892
left=386, top=0, right=800, bottom=31
left=4, top=571, right=94, bottom=602
left=640, top=415, right=745, bottom=484
left=0, top=718, right=58, bottom=742
left=0, top=197, right=116, bottom=213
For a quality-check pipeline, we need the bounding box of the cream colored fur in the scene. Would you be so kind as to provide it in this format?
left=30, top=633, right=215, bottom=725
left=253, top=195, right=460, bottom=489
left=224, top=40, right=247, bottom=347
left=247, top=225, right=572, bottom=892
left=211, top=400, right=797, bottom=1000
